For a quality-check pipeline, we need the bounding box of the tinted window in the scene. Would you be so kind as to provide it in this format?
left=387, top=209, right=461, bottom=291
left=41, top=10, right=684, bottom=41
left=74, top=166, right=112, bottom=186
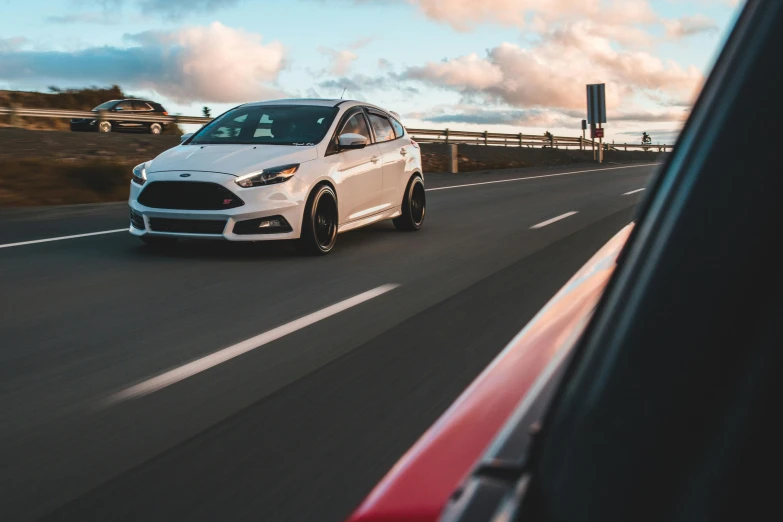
left=115, top=101, right=134, bottom=111
left=390, top=118, right=405, bottom=138
left=340, top=112, right=371, bottom=141
left=368, top=113, right=395, bottom=142
left=190, top=105, right=338, bottom=145
left=92, top=101, right=117, bottom=111
left=132, top=101, right=153, bottom=111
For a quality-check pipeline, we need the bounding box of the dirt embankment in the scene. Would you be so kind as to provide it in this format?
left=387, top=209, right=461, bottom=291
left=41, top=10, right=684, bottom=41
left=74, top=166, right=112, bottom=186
left=0, top=128, right=668, bottom=208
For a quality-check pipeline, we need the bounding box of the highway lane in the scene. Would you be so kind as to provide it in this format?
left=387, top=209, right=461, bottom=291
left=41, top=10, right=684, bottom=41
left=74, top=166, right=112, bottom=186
left=0, top=162, right=657, bottom=522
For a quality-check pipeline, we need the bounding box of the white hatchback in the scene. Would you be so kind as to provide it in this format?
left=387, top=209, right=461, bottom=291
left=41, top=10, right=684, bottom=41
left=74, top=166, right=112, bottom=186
left=128, top=99, right=425, bottom=254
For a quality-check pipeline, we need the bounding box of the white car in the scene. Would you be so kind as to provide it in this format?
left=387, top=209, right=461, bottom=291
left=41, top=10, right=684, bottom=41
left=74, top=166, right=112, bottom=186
left=128, top=99, right=425, bottom=254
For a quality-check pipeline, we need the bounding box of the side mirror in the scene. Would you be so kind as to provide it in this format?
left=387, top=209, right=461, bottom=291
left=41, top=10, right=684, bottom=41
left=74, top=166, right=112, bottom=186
left=181, top=133, right=194, bottom=143
left=338, top=133, right=368, bottom=150
left=114, top=107, right=123, bottom=112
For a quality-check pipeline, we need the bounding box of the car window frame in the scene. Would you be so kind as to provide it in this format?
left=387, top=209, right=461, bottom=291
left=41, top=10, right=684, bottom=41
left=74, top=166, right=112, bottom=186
left=389, top=116, right=405, bottom=139
left=114, top=100, right=134, bottom=112
left=364, top=109, right=398, bottom=144
left=325, top=107, right=375, bottom=156
left=133, top=101, right=154, bottom=111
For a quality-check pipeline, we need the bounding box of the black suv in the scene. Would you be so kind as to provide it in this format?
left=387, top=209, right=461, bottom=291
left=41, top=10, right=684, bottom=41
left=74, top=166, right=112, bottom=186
left=70, top=99, right=170, bottom=134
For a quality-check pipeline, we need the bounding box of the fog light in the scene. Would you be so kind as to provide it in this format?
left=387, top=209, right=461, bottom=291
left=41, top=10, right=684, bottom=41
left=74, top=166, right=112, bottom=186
left=233, top=215, right=292, bottom=235
left=258, top=218, right=282, bottom=228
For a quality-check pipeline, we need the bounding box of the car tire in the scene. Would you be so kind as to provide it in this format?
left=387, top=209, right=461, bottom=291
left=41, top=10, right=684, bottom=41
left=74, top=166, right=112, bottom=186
left=138, top=236, right=177, bottom=246
left=150, top=123, right=162, bottom=135
left=393, top=175, right=426, bottom=231
left=98, top=121, right=112, bottom=133
left=295, top=185, right=338, bottom=255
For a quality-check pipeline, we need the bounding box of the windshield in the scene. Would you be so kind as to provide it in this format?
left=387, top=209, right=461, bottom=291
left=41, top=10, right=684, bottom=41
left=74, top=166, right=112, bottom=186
left=92, top=101, right=117, bottom=111
left=190, top=105, right=338, bottom=146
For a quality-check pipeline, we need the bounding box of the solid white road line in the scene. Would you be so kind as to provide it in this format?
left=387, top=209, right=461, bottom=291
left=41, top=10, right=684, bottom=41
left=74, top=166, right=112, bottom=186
left=106, top=283, right=400, bottom=404
left=0, top=229, right=127, bottom=250
left=531, top=211, right=579, bottom=229
left=623, top=188, right=646, bottom=196
left=426, top=163, right=661, bottom=192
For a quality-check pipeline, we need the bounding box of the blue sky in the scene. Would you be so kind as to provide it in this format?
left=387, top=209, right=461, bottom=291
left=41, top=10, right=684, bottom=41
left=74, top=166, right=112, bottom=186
left=0, top=0, right=743, bottom=142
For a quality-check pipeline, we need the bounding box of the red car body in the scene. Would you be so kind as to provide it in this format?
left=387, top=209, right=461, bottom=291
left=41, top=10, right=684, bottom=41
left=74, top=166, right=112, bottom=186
left=348, top=224, right=634, bottom=522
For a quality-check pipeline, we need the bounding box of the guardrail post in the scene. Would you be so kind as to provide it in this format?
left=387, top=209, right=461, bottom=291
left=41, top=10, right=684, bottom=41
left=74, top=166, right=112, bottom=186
left=449, top=144, right=458, bottom=174
left=483, top=130, right=488, bottom=146
left=97, top=109, right=108, bottom=123
left=9, top=103, right=20, bottom=127
left=445, top=128, right=449, bottom=144
left=518, top=133, right=523, bottom=147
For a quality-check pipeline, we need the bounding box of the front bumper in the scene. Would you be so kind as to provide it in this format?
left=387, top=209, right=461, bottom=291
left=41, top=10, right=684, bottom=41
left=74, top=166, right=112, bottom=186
left=70, top=119, right=96, bottom=132
left=128, top=170, right=309, bottom=241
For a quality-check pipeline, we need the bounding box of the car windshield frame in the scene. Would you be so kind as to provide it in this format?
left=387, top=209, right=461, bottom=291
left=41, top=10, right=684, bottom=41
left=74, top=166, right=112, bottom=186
left=189, top=104, right=339, bottom=146
left=92, top=101, right=117, bottom=111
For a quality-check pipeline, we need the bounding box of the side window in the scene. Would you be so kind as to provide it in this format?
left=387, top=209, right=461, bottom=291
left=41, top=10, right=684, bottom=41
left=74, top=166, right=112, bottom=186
left=341, top=112, right=371, bottom=141
left=367, top=113, right=395, bottom=142
left=132, top=101, right=153, bottom=111
left=115, top=101, right=134, bottom=111
left=390, top=118, right=405, bottom=138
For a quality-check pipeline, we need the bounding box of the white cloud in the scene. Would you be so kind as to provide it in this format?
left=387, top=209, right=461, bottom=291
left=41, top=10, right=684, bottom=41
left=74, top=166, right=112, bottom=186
left=0, top=37, right=28, bottom=52
left=663, top=14, right=719, bottom=38
left=407, top=0, right=656, bottom=31
left=319, top=48, right=359, bottom=76
left=317, top=37, right=372, bottom=76
left=403, top=21, right=704, bottom=113
left=0, top=22, right=286, bottom=103
left=406, top=53, right=503, bottom=90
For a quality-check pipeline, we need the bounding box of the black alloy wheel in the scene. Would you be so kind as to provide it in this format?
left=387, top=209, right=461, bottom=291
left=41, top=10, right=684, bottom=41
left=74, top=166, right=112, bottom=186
left=296, top=185, right=338, bottom=255
left=393, top=175, right=426, bottom=231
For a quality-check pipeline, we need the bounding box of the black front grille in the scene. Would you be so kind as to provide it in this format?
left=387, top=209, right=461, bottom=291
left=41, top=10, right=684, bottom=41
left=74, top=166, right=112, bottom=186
left=130, top=209, right=145, bottom=229
left=148, top=218, right=227, bottom=235
left=138, top=181, right=244, bottom=210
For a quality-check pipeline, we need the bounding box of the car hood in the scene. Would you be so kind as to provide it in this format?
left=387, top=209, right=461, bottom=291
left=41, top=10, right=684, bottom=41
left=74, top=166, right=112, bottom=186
left=148, top=144, right=319, bottom=177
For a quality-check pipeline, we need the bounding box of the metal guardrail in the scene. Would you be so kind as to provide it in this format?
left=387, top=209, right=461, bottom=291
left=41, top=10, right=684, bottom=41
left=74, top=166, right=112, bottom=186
left=0, top=106, right=673, bottom=151
left=0, top=107, right=212, bottom=125
left=407, top=127, right=673, bottom=152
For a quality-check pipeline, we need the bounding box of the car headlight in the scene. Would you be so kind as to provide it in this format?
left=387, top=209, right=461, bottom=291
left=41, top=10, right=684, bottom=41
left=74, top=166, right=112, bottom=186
left=235, top=164, right=299, bottom=188
left=132, top=162, right=148, bottom=186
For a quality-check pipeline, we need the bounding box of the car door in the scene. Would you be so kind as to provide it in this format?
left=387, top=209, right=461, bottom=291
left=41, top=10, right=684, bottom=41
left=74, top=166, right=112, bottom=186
left=366, top=110, right=410, bottom=210
left=111, top=100, right=135, bottom=130
left=328, top=108, right=383, bottom=223
left=131, top=100, right=155, bottom=131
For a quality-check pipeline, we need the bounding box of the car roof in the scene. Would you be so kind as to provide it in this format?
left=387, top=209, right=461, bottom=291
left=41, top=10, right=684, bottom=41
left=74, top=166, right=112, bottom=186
left=242, top=98, right=397, bottom=116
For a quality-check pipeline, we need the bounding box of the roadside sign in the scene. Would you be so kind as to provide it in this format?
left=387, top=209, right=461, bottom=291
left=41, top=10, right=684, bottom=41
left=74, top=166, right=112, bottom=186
left=581, top=119, right=587, bottom=130
left=586, top=84, right=607, bottom=124
left=595, top=128, right=605, bottom=138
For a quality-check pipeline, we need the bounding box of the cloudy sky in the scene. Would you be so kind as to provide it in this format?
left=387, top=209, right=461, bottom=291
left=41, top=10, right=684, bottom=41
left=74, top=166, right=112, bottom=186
left=0, top=0, right=742, bottom=143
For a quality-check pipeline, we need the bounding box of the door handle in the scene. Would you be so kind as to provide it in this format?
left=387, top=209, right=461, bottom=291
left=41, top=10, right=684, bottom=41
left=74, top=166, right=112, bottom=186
left=371, top=155, right=379, bottom=163
left=400, top=148, right=407, bottom=156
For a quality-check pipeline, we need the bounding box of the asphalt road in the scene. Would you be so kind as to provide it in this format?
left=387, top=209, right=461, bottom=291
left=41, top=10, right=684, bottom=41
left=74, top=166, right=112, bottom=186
left=0, top=162, right=657, bottom=522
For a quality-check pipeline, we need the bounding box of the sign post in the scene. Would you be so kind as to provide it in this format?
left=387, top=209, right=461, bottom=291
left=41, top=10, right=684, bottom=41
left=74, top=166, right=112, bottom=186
left=581, top=119, right=586, bottom=150
left=598, top=124, right=604, bottom=163
left=586, top=83, right=607, bottom=163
